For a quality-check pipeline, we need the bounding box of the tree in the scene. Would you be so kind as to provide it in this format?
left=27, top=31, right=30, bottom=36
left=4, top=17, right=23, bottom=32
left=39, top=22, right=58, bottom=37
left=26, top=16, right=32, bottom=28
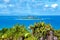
left=30, top=22, right=53, bottom=40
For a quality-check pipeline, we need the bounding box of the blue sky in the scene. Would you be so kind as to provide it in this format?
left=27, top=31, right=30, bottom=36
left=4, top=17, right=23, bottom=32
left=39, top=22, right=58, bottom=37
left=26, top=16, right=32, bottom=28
left=0, top=0, right=60, bottom=16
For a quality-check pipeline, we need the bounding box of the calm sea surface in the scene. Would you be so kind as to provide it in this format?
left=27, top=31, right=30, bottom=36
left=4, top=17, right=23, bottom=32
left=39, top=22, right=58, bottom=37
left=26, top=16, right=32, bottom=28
left=0, top=16, right=60, bottom=30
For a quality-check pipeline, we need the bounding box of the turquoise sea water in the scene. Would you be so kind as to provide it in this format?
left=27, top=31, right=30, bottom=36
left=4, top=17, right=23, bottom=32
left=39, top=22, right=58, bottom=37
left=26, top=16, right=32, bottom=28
left=0, top=16, right=60, bottom=30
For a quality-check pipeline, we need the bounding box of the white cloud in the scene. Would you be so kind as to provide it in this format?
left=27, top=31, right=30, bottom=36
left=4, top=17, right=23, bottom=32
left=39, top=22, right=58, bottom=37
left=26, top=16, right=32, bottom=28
left=43, top=4, right=49, bottom=11
left=8, top=4, right=14, bottom=7
left=3, top=0, right=10, bottom=3
left=51, top=4, right=58, bottom=8
left=44, top=4, right=49, bottom=8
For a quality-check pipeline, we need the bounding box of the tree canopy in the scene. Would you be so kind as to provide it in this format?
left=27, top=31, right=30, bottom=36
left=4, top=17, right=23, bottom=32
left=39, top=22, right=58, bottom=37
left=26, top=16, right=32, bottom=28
left=0, top=22, right=60, bottom=40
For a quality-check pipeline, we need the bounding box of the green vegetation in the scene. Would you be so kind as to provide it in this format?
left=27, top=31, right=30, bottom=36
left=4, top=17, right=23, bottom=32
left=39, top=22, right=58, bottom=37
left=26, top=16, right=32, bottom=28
left=0, top=22, right=60, bottom=40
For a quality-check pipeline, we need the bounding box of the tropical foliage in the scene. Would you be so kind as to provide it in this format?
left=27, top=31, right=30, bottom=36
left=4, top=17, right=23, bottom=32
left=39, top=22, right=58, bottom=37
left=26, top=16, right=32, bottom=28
left=0, top=22, right=60, bottom=40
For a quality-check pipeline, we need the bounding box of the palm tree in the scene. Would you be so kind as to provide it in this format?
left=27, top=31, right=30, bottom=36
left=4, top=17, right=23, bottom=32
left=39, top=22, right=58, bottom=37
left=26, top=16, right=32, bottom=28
left=30, top=22, right=53, bottom=40
left=1, top=28, right=8, bottom=40
left=54, top=30, right=60, bottom=40
left=12, top=24, right=29, bottom=40
left=30, top=22, right=44, bottom=39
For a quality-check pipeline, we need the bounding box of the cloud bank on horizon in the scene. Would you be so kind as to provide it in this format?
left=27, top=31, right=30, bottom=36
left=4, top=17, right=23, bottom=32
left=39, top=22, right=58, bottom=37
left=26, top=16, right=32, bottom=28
left=0, top=0, right=60, bottom=16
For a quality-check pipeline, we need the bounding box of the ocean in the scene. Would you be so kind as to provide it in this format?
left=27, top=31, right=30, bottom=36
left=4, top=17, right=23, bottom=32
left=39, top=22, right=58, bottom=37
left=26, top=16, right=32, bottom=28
left=0, top=16, right=60, bottom=30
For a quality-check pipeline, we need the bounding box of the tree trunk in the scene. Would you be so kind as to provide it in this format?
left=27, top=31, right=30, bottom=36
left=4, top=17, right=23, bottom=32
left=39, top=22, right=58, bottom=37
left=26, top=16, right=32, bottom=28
left=39, top=37, right=44, bottom=40
left=19, top=36, right=24, bottom=40
left=47, top=31, right=54, bottom=40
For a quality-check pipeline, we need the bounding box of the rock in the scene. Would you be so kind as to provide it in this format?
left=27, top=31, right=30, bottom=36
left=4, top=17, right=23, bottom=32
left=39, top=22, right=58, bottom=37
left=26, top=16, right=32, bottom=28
left=54, top=36, right=58, bottom=40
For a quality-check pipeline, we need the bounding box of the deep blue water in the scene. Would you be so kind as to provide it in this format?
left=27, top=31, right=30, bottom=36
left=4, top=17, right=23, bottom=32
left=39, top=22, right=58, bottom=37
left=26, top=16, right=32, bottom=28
left=0, top=16, right=60, bottom=30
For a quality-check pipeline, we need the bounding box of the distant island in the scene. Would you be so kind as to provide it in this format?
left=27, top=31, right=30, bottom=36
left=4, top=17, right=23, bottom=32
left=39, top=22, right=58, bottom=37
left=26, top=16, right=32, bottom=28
left=17, top=16, right=40, bottom=19
left=15, top=16, right=50, bottom=20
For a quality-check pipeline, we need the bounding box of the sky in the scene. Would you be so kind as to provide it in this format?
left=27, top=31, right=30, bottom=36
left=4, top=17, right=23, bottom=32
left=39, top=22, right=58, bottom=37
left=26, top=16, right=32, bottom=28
left=0, top=0, right=60, bottom=16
